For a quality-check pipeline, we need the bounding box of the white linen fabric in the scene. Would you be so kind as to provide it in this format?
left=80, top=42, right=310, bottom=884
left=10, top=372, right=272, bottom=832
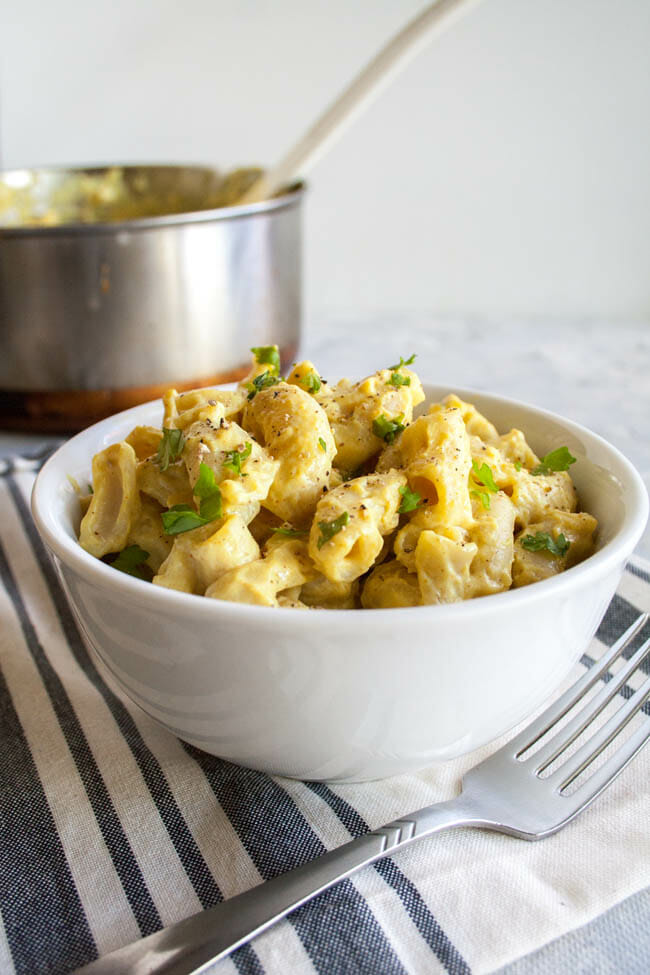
left=0, top=451, right=648, bottom=975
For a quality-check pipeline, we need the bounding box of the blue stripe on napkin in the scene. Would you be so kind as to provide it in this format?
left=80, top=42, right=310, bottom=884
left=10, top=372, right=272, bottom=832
left=188, top=753, right=408, bottom=975
left=627, top=562, right=650, bottom=584
left=0, top=540, right=162, bottom=940
left=306, top=782, right=471, bottom=975
left=0, top=655, right=96, bottom=975
left=6, top=475, right=223, bottom=909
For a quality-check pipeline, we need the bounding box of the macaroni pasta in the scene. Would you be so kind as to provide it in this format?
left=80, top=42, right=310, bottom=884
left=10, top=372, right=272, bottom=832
left=77, top=347, right=598, bottom=608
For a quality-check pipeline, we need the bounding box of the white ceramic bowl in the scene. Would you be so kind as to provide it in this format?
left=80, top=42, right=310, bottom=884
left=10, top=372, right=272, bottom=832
left=31, top=385, right=648, bottom=782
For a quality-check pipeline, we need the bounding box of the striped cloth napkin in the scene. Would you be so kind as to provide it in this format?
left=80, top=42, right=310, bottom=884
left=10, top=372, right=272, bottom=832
left=0, top=450, right=648, bottom=975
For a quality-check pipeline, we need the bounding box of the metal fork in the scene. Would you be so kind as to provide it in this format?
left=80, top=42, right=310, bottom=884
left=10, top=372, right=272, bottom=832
left=80, top=614, right=650, bottom=975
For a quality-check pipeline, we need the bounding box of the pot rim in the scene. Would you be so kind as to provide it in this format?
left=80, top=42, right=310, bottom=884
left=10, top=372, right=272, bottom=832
left=0, top=163, right=306, bottom=237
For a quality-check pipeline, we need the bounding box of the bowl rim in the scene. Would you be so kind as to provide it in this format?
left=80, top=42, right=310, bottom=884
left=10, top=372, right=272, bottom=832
left=31, top=383, right=649, bottom=624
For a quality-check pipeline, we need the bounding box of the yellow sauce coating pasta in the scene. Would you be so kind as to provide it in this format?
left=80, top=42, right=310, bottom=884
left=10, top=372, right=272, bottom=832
left=77, top=347, right=598, bottom=608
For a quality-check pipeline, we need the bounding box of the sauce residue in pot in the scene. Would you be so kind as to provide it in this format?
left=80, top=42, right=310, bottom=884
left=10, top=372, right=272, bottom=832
left=0, top=165, right=265, bottom=227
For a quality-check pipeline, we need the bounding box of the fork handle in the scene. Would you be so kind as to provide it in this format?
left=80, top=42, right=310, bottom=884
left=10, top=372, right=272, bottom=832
left=77, top=795, right=480, bottom=974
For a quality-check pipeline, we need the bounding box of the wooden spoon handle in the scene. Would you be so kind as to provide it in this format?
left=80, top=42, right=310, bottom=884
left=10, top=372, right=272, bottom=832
left=239, top=0, right=485, bottom=205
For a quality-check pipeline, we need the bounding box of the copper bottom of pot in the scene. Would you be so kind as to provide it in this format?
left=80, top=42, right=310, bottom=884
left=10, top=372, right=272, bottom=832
left=0, top=345, right=298, bottom=433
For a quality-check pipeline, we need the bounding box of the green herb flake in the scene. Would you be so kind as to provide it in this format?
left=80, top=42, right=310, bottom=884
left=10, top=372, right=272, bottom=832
left=469, top=458, right=499, bottom=510
left=250, top=345, right=280, bottom=375
left=388, top=354, right=417, bottom=370
left=155, top=427, right=185, bottom=471
left=389, top=372, right=411, bottom=387
left=194, top=462, right=223, bottom=520
left=521, top=531, right=571, bottom=558
left=531, top=446, right=577, bottom=476
left=198, top=492, right=223, bottom=524
left=272, top=526, right=308, bottom=538
left=398, top=484, right=423, bottom=514
left=387, top=353, right=416, bottom=388
left=301, top=372, right=322, bottom=394
left=108, top=545, right=151, bottom=579
left=317, top=511, right=349, bottom=549
left=514, top=461, right=522, bottom=472
left=224, top=441, right=252, bottom=477
left=247, top=370, right=280, bottom=400
left=162, top=462, right=222, bottom=535
left=161, top=505, right=207, bottom=535
left=193, top=462, right=217, bottom=500
left=373, top=413, right=406, bottom=444
left=318, top=437, right=327, bottom=452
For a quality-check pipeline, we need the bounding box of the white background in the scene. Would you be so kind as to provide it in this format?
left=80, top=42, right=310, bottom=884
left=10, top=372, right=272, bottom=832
left=1, top=0, right=649, bottom=322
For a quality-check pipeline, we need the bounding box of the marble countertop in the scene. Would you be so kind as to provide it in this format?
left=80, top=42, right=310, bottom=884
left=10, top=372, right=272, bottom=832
left=1, top=317, right=648, bottom=556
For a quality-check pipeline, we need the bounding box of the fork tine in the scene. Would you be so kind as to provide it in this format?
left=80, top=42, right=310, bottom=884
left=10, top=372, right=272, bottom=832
left=556, top=715, right=650, bottom=822
left=533, top=636, right=650, bottom=773
left=552, top=673, right=650, bottom=792
left=510, top=613, right=648, bottom=756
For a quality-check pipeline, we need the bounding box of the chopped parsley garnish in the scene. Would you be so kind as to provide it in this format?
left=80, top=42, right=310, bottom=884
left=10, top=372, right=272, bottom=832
left=514, top=461, right=522, bottom=472
left=398, top=484, right=423, bottom=514
left=317, top=511, right=349, bottom=549
left=318, top=437, right=327, bottom=452
left=301, top=372, right=322, bottom=394
left=251, top=345, right=280, bottom=375
left=224, top=442, right=252, bottom=477
left=389, top=354, right=416, bottom=370
left=521, top=531, right=571, bottom=557
left=388, top=353, right=416, bottom=387
left=272, top=526, right=308, bottom=538
left=531, top=446, right=576, bottom=476
left=161, top=505, right=207, bottom=534
left=193, top=462, right=223, bottom=520
left=162, top=462, right=222, bottom=535
left=160, top=504, right=206, bottom=535
left=373, top=413, right=406, bottom=444
left=247, top=370, right=280, bottom=400
left=108, top=545, right=150, bottom=579
left=155, top=428, right=185, bottom=471
left=469, top=459, right=499, bottom=509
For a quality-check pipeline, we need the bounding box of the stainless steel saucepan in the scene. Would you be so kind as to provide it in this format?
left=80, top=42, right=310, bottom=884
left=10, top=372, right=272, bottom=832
left=0, top=0, right=482, bottom=431
left=0, top=164, right=303, bottom=431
